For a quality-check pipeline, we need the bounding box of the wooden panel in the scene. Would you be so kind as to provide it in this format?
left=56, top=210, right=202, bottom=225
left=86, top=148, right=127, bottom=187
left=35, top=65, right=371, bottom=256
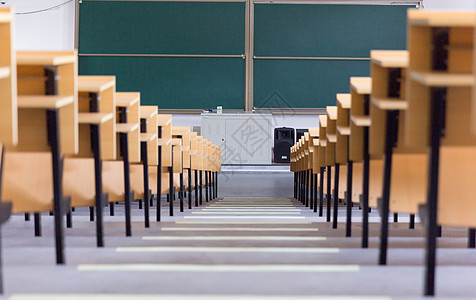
left=351, top=162, right=363, bottom=204
left=0, top=8, right=17, bottom=146
left=140, top=106, right=158, bottom=166
left=63, top=158, right=95, bottom=207
left=173, top=144, right=182, bottom=173
left=368, top=159, right=383, bottom=208
left=389, top=153, right=427, bottom=214
left=103, top=161, right=125, bottom=202
left=439, top=146, right=476, bottom=227
left=130, top=164, right=145, bottom=199
left=3, top=152, right=54, bottom=213
left=338, top=165, right=347, bottom=199
left=369, top=103, right=386, bottom=158
left=336, top=131, right=349, bottom=165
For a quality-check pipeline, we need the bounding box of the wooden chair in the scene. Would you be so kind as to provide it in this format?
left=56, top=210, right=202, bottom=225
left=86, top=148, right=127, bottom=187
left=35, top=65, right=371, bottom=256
left=63, top=75, right=115, bottom=247
left=348, top=77, right=372, bottom=248
left=105, top=92, right=140, bottom=236
left=404, top=10, right=476, bottom=296
left=171, top=137, right=183, bottom=214
left=326, top=106, right=342, bottom=228
left=308, top=128, right=319, bottom=212
left=310, top=130, right=320, bottom=213
left=172, top=127, right=190, bottom=212
left=156, top=114, right=172, bottom=218
left=336, top=93, right=352, bottom=237
left=0, top=7, right=15, bottom=293
left=4, top=50, right=77, bottom=265
left=318, top=114, right=331, bottom=219
left=130, top=105, right=158, bottom=227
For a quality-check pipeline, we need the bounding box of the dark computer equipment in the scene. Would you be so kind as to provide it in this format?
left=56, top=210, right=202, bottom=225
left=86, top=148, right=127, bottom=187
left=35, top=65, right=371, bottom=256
left=274, top=127, right=295, bottom=163
left=295, top=129, right=308, bottom=143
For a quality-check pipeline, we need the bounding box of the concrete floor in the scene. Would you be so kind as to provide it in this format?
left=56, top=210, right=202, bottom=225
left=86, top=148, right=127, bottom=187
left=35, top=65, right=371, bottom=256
left=1, top=195, right=476, bottom=299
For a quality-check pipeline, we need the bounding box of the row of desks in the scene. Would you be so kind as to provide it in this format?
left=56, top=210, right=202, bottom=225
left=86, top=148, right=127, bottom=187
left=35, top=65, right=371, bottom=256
left=0, top=7, right=222, bottom=294
left=290, top=9, right=476, bottom=297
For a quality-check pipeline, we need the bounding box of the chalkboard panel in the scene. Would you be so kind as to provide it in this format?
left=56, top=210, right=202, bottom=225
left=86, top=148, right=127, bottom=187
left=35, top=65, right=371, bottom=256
left=79, top=56, right=245, bottom=109
left=79, top=1, right=245, bottom=55
left=253, top=59, right=370, bottom=109
left=254, top=4, right=411, bottom=58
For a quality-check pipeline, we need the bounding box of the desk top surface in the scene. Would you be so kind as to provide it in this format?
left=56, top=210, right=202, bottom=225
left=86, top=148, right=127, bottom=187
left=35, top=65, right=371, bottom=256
left=408, top=9, right=476, bottom=27
left=337, top=126, right=351, bottom=136
left=0, top=66, right=10, bottom=79
left=410, top=71, right=474, bottom=87
left=140, top=106, right=158, bottom=119
left=371, top=50, right=409, bottom=68
left=157, top=114, right=172, bottom=126
left=17, top=51, right=76, bottom=66
left=18, top=95, right=74, bottom=109
left=351, top=115, right=371, bottom=127
left=172, top=127, right=191, bottom=135
left=141, top=133, right=157, bottom=142
left=327, top=106, right=337, bottom=120
left=318, top=115, right=327, bottom=127
left=116, top=92, right=140, bottom=107
left=350, top=77, right=372, bottom=94
left=308, top=128, right=319, bottom=137
left=157, top=138, right=172, bottom=146
left=78, top=76, right=115, bottom=93
left=337, top=94, right=351, bottom=109
left=371, top=97, right=408, bottom=111
left=116, top=123, right=139, bottom=133
left=0, top=9, right=12, bottom=23
left=78, top=112, right=113, bottom=125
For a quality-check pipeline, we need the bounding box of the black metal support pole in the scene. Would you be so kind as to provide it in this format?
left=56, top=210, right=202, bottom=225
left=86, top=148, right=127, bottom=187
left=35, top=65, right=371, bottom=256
left=89, top=207, right=94, bottom=221
left=66, top=210, right=72, bottom=228
left=199, top=171, right=203, bottom=205
left=424, top=87, right=446, bottom=296
left=305, top=170, right=309, bottom=207
left=379, top=110, right=398, bottom=265
left=208, top=171, right=213, bottom=201
left=47, top=109, right=65, bottom=264
left=157, top=146, right=162, bottom=222
left=410, top=214, right=415, bottom=229
left=468, top=229, right=476, bottom=249
left=215, top=172, right=218, bottom=199
left=25, top=213, right=30, bottom=221
left=346, top=161, right=353, bottom=237
left=333, top=164, right=340, bottom=229
left=110, top=202, right=114, bottom=216
left=169, top=166, right=174, bottom=217
left=141, top=142, right=150, bottom=228
left=34, top=213, right=42, bottom=237
left=120, top=132, right=132, bottom=237
left=362, top=126, right=370, bottom=249
left=310, top=171, right=314, bottom=210
left=294, top=172, right=297, bottom=199
left=188, top=168, right=192, bottom=209
left=91, top=124, right=105, bottom=246
left=313, top=173, right=318, bottom=213
left=205, top=171, right=209, bottom=203
left=326, top=166, right=332, bottom=222
left=319, top=167, right=325, bottom=217
left=179, top=172, right=184, bottom=212
left=195, top=170, right=199, bottom=207
left=394, top=213, right=398, bottom=223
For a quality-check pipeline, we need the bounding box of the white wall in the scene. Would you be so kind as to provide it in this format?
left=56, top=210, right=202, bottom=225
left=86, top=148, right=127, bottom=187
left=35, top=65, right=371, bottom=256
left=423, top=0, right=476, bottom=10
left=1, top=0, right=75, bottom=51
left=171, top=113, right=320, bottom=132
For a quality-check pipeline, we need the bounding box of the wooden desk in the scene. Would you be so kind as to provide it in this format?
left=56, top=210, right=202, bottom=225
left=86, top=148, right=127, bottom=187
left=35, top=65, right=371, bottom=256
left=172, top=127, right=191, bottom=211
left=16, top=51, right=78, bottom=155
left=0, top=8, right=15, bottom=292
left=349, top=76, right=372, bottom=249
left=336, top=94, right=350, bottom=212
left=78, top=76, right=116, bottom=160
left=405, top=10, right=476, bottom=296
left=308, top=128, right=319, bottom=212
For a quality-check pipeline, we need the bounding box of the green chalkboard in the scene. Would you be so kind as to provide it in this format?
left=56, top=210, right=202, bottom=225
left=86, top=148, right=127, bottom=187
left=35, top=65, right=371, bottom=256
left=78, top=1, right=246, bottom=109
left=79, top=56, right=245, bottom=109
left=253, top=4, right=413, bottom=108
left=254, top=59, right=370, bottom=109
left=79, top=1, right=245, bottom=55
left=254, top=4, right=411, bottom=58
